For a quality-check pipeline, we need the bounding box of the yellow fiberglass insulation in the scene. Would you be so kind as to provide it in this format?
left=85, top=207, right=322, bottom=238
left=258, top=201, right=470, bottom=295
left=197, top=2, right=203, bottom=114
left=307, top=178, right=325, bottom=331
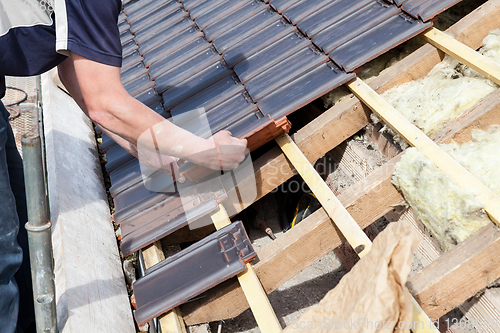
left=392, top=126, right=500, bottom=251
left=380, top=29, right=500, bottom=142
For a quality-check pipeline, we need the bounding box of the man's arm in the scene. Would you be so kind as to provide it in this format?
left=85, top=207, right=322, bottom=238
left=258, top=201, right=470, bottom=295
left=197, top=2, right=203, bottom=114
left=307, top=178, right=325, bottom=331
left=57, top=52, right=247, bottom=171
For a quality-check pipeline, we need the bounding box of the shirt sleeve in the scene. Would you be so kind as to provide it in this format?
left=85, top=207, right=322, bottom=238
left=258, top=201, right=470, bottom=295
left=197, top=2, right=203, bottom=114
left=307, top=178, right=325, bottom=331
left=54, top=0, right=123, bottom=67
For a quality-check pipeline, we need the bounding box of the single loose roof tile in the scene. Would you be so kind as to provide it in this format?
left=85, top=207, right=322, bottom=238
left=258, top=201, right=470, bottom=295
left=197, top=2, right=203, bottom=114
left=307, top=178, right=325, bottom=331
left=402, top=0, right=462, bottom=21
left=133, top=221, right=255, bottom=325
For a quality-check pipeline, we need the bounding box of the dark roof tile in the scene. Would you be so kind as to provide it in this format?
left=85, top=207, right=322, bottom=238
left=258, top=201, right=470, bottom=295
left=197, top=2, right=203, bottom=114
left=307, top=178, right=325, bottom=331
left=233, top=31, right=311, bottom=83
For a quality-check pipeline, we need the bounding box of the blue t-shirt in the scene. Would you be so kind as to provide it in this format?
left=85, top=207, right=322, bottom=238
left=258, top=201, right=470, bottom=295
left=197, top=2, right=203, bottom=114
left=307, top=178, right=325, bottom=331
left=0, top=0, right=123, bottom=98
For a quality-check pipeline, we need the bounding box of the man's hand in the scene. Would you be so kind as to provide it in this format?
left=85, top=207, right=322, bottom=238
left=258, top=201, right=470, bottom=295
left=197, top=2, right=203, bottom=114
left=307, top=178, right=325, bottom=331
left=193, top=131, right=248, bottom=171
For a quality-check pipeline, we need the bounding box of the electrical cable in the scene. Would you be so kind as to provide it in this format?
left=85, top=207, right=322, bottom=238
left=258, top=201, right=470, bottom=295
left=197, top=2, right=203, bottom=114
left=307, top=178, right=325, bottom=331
left=5, top=86, right=28, bottom=106
left=6, top=106, right=20, bottom=120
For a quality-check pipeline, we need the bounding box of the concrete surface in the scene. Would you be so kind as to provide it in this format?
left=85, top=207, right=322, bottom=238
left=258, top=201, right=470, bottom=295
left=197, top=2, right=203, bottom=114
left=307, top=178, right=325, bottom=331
left=41, top=70, right=135, bottom=333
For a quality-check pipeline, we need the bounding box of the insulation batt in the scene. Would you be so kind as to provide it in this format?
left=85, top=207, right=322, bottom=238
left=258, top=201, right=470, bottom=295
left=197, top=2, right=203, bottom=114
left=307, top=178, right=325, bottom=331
left=380, top=29, right=500, bottom=147
left=392, top=126, right=500, bottom=251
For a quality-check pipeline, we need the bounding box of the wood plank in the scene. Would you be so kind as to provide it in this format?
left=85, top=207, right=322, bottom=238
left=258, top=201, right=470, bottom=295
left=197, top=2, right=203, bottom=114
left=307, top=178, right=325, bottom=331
left=209, top=206, right=282, bottom=333
left=142, top=242, right=187, bottom=333
left=421, top=27, right=500, bottom=85
left=407, top=223, right=500, bottom=319
left=347, top=77, right=500, bottom=225
left=276, top=133, right=372, bottom=257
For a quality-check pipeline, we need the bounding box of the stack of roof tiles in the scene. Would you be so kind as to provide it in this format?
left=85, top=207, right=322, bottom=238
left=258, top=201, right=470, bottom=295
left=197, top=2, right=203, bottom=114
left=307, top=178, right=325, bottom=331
left=101, top=0, right=462, bottom=325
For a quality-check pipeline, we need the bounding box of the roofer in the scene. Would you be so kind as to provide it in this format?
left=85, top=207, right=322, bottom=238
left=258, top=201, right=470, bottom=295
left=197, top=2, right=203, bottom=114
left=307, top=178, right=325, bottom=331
left=0, top=1, right=248, bottom=332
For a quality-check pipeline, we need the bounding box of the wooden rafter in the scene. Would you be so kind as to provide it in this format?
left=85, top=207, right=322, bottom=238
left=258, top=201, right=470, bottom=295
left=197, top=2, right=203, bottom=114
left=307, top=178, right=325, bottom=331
left=210, top=206, right=282, bottom=333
